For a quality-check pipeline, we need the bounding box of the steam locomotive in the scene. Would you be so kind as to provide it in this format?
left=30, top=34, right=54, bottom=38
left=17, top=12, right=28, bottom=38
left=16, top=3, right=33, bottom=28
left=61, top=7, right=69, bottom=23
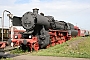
left=9, top=8, right=78, bottom=51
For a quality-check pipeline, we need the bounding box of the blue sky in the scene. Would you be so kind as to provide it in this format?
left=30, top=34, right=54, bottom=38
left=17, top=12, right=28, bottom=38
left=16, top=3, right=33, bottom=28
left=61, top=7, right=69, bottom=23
left=0, top=0, right=90, bottom=30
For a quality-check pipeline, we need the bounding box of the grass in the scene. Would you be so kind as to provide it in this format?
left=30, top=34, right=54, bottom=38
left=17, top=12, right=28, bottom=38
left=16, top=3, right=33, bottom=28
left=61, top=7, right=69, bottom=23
left=31, top=37, right=90, bottom=58
left=10, top=37, right=90, bottom=58
left=10, top=48, right=29, bottom=55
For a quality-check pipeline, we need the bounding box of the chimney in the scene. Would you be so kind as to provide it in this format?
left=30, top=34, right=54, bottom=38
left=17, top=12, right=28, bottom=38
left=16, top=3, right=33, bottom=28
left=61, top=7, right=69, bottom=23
left=33, top=8, right=39, bottom=14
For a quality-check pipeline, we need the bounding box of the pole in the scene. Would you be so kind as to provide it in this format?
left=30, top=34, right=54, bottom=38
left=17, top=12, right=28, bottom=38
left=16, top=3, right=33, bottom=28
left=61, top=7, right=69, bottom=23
left=0, top=17, right=2, bottom=28
left=11, top=20, right=13, bottom=41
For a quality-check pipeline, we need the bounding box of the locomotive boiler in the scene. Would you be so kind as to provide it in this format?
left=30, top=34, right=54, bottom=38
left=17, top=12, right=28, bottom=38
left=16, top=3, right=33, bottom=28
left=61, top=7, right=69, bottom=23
left=13, top=8, right=70, bottom=32
left=11, top=8, right=78, bottom=50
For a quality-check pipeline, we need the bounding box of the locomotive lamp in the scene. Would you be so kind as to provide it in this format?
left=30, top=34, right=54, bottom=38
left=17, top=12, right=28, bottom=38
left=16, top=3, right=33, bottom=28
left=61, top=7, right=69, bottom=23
left=15, top=35, right=18, bottom=39
left=29, top=35, right=32, bottom=39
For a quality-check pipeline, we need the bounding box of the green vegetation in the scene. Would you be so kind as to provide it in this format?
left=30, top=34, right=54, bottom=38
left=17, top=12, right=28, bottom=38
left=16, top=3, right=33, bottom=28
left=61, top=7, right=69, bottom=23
left=10, top=48, right=29, bottom=55
left=10, top=37, right=90, bottom=58
left=31, top=37, right=90, bottom=58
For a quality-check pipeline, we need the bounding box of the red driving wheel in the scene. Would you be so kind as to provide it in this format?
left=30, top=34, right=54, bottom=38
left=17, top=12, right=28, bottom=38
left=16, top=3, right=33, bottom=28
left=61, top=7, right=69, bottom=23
left=33, top=42, right=39, bottom=51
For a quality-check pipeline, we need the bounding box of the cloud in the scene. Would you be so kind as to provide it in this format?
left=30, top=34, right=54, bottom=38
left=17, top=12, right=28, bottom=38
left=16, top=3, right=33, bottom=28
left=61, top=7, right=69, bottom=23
left=0, top=0, right=16, bottom=6
left=15, top=0, right=30, bottom=4
left=0, top=0, right=90, bottom=30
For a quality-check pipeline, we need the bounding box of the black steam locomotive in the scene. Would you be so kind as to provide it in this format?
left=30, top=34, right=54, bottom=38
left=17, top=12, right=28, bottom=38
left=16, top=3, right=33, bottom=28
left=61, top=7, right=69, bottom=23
left=11, top=8, right=78, bottom=49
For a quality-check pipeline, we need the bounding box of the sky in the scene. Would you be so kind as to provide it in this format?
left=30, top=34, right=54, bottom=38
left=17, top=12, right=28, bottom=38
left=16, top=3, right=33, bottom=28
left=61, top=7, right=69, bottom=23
left=0, top=0, right=90, bottom=30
